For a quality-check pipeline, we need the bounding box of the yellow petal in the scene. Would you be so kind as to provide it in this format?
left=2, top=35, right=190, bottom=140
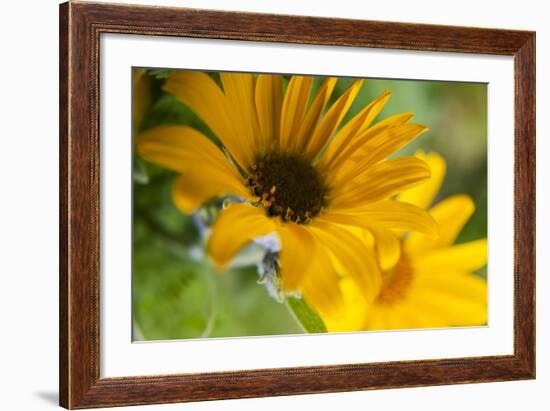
left=398, top=151, right=446, bottom=209
left=411, top=289, right=487, bottom=326
left=292, top=77, right=338, bottom=152
left=280, top=76, right=313, bottom=150
left=309, top=219, right=382, bottom=302
left=414, top=268, right=488, bottom=305
left=364, top=304, right=403, bottom=331
left=163, top=72, right=254, bottom=169
left=277, top=223, right=315, bottom=291
left=356, top=124, right=428, bottom=169
left=412, top=239, right=488, bottom=272
left=324, top=112, right=413, bottom=173
left=138, top=126, right=253, bottom=212
left=363, top=304, right=388, bottom=330
left=137, top=125, right=241, bottom=176
left=220, top=73, right=262, bottom=155
left=172, top=173, right=253, bottom=213
left=330, top=200, right=439, bottom=237
left=366, top=224, right=401, bottom=271
left=329, top=124, right=428, bottom=186
left=330, top=157, right=431, bottom=208
left=298, top=238, right=346, bottom=320
left=319, top=212, right=401, bottom=270
left=255, top=74, right=283, bottom=152
left=305, top=79, right=364, bottom=159
left=405, top=194, right=475, bottom=254
left=368, top=302, right=449, bottom=330
left=323, top=277, right=369, bottom=332
left=207, top=204, right=276, bottom=268
left=320, top=89, right=392, bottom=168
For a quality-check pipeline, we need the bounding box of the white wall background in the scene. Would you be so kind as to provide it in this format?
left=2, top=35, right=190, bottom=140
left=0, top=0, right=546, bottom=410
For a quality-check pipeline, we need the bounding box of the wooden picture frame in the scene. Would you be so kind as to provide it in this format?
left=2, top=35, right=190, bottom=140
left=59, top=1, right=535, bottom=408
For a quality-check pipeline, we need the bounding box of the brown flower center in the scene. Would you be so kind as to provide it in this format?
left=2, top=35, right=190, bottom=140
left=246, top=152, right=328, bottom=224
left=376, top=253, right=414, bottom=305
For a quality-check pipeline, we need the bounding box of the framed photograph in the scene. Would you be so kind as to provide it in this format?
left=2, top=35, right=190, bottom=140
left=59, top=1, right=535, bottom=408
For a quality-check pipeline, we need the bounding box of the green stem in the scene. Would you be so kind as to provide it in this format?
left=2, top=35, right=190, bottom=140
left=200, top=269, right=218, bottom=338
left=285, top=296, right=327, bottom=333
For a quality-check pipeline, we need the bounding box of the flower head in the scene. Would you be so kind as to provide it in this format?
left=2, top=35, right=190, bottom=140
left=322, top=151, right=488, bottom=331
left=137, top=72, right=437, bottom=319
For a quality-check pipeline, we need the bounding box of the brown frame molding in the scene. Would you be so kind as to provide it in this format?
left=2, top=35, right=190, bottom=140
left=59, top=1, right=536, bottom=408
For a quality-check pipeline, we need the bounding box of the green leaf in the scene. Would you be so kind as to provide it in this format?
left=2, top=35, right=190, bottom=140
left=285, top=296, right=327, bottom=333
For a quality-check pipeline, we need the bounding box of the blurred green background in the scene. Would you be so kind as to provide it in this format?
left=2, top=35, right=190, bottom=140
left=132, top=70, right=487, bottom=341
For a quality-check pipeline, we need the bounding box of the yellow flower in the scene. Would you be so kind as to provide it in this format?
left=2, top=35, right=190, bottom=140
left=137, top=72, right=437, bottom=319
left=323, top=151, right=487, bottom=332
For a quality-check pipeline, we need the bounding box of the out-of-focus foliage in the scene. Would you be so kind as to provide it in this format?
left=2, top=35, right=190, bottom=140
left=133, top=160, right=302, bottom=340
left=132, top=70, right=487, bottom=341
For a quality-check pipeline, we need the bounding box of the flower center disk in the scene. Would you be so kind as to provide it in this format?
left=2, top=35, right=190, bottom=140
left=246, top=152, right=328, bottom=223
left=376, top=253, right=414, bottom=305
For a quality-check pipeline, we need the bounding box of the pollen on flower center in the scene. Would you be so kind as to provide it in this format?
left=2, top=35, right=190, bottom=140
left=246, top=152, right=328, bottom=224
left=376, top=253, right=414, bottom=305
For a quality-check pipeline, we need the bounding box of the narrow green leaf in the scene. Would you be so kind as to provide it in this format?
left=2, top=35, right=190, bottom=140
left=285, top=297, right=327, bottom=333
